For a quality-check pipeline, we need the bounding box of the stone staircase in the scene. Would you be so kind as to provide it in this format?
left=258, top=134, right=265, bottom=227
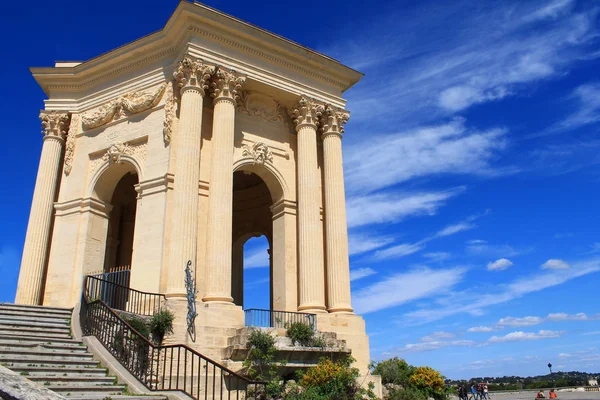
left=0, top=302, right=167, bottom=400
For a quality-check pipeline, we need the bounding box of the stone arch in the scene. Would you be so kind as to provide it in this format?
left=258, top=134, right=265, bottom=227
left=232, top=158, right=288, bottom=203
left=89, top=156, right=144, bottom=203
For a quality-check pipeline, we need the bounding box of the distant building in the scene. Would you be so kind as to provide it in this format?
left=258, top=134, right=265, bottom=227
left=589, top=378, right=598, bottom=386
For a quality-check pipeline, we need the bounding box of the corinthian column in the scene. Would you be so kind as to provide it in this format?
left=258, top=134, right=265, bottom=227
left=290, top=97, right=326, bottom=312
left=166, top=56, right=214, bottom=297
left=16, top=111, right=70, bottom=305
left=203, top=67, right=245, bottom=303
left=321, top=106, right=353, bottom=313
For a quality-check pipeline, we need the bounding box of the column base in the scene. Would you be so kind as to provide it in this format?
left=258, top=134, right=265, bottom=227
left=327, top=307, right=354, bottom=314
left=201, top=295, right=234, bottom=304
left=164, top=292, right=187, bottom=299
left=298, top=304, right=328, bottom=313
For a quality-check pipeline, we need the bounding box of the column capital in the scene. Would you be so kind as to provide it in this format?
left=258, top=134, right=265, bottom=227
left=173, top=56, right=215, bottom=96
left=210, top=66, right=246, bottom=104
left=290, top=96, right=325, bottom=131
left=40, top=111, right=70, bottom=141
left=320, top=105, right=349, bottom=138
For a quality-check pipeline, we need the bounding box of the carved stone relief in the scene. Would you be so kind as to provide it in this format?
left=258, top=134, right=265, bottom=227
left=163, top=80, right=176, bottom=145
left=63, top=114, right=80, bottom=175
left=81, top=83, right=166, bottom=130
left=241, top=142, right=274, bottom=165
left=90, top=141, right=147, bottom=175
left=236, top=91, right=289, bottom=127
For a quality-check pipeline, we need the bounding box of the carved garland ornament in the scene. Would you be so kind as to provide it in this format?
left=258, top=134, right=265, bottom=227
left=236, top=91, right=289, bottom=127
left=242, top=142, right=274, bottom=165
left=81, top=83, right=166, bottom=130
left=63, top=114, right=80, bottom=175
left=163, top=80, right=176, bottom=145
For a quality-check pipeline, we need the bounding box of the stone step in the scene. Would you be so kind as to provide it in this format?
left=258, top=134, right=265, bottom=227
left=0, top=347, right=93, bottom=359
left=0, top=316, right=71, bottom=329
left=0, top=324, right=72, bottom=336
left=0, top=355, right=99, bottom=367
left=45, top=383, right=126, bottom=393
left=0, top=302, right=72, bottom=315
left=0, top=333, right=82, bottom=344
left=0, top=309, right=72, bottom=321
left=7, top=365, right=109, bottom=376
left=0, top=340, right=87, bottom=351
left=26, top=375, right=117, bottom=385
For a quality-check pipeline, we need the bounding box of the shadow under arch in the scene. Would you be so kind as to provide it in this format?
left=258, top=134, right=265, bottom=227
left=232, top=158, right=288, bottom=203
left=88, top=156, right=144, bottom=203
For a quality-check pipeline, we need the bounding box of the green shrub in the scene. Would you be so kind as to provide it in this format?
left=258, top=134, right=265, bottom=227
left=372, top=357, right=414, bottom=386
left=150, top=309, right=175, bottom=344
left=286, top=322, right=314, bottom=347
left=122, top=315, right=150, bottom=340
left=297, top=358, right=376, bottom=400
left=244, top=329, right=277, bottom=381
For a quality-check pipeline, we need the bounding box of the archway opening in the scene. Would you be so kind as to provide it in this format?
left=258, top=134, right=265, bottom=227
left=232, top=170, right=274, bottom=310
left=104, top=171, right=139, bottom=279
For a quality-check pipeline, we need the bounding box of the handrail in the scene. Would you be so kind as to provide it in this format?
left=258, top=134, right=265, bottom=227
left=80, top=293, right=266, bottom=399
left=84, top=275, right=165, bottom=316
left=244, top=308, right=317, bottom=330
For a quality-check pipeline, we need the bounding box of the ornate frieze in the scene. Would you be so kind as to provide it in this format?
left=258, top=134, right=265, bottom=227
left=320, top=105, right=349, bottom=136
left=173, top=56, right=214, bottom=96
left=90, top=141, right=147, bottom=175
left=210, top=67, right=245, bottom=102
left=163, top=80, right=176, bottom=145
left=236, top=91, right=289, bottom=127
left=40, top=111, right=71, bottom=140
left=63, top=114, right=80, bottom=175
left=242, top=142, right=274, bottom=165
left=289, top=96, right=324, bottom=129
left=81, top=83, right=166, bottom=130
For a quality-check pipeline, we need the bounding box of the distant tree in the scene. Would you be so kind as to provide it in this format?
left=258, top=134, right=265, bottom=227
left=372, top=357, right=414, bottom=387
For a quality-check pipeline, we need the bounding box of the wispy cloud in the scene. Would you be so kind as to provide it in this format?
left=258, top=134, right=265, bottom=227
left=546, top=83, right=600, bottom=134
left=346, top=188, right=464, bottom=228
left=467, top=326, right=496, bottom=333
left=243, top=247, right=269, bottom=269
left=421, top=331, right=456, bottom=342
left=487, top=258, right=514, bottom=271
left=404, top=258, right=600, bottom=323
left=350, top=268, right=377, bottom=282
left=423, top=252, right=451, bottom=262
left=371, top=243, right=424, bottom=261
left=352, top=267, right=466, bottom=315
left=401, top=339, right=476, bottom=353
left=344, top=119, right=510, bottom=194
left=467, top=312, right=597, bottom=332
left=348, top=233, right=395, bottom=256
left=541, top=259, right=571, bottom=269
left=488, top=330, right=564, bottom=343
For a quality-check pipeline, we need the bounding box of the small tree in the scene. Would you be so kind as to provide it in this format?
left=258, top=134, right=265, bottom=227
left=372, top=357, right=414, bottom=387
left=409, top=366, right=447, bottom=400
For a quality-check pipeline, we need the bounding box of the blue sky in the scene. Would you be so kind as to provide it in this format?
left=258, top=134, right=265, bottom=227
left=1, top=0, right=600, bottom=380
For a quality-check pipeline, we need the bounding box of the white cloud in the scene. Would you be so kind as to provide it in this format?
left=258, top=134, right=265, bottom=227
left=402, top=339, right=475, bottom=353
left=468, top=326, right=496, bottom=333
left=348, top=233, right=395, bottom=256
left=467, top=242, right=526, bottom=258
left=421, top=331, right=455, bottom=342
left=404, top=258, right=600, bottom=323
left=549, top=83, right=600, bottom=134
left=436, top=222, right=476, bottom=238
left=350, top=268, right=377, bottom=282
left=498, top=316, right=544, bottom=327
left=371, top=243, right=424, bottom=261
left=344, top=120, right=509, bottom=194
left=541, top=259, right=571, bottom=270
left=346, top=189, right=463, bottom=228
left=488, top=330, right=564, bottom=343
left=487, top=258, right=514, bottom=271
left=547, top=312, right=589, bottom=321
left=243, top=247, right=269, bottom=269
left=352, top=267, right=466, bottom=314
left=424, top=252, right=451, bottom=262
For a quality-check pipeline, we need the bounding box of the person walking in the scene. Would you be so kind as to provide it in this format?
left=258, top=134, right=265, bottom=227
left=484, top=384, right=491, bottom=400
left=470, top=384, right=479, bottom=400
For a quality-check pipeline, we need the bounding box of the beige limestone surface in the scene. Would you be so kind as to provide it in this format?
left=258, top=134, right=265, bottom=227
left=17, top=0, right=373, bottom=378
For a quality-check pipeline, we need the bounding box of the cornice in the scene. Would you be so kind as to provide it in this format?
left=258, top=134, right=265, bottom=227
left=30, top=2, right=362, bottom=101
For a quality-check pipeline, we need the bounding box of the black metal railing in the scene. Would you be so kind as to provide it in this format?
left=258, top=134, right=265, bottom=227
left=84, top=275, right=165, bottom=316
left=244, top=308, right=317, bottom=330
left=93, top=267, right=131, bottom=288
left=80, top=297, right=266, bottom=399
